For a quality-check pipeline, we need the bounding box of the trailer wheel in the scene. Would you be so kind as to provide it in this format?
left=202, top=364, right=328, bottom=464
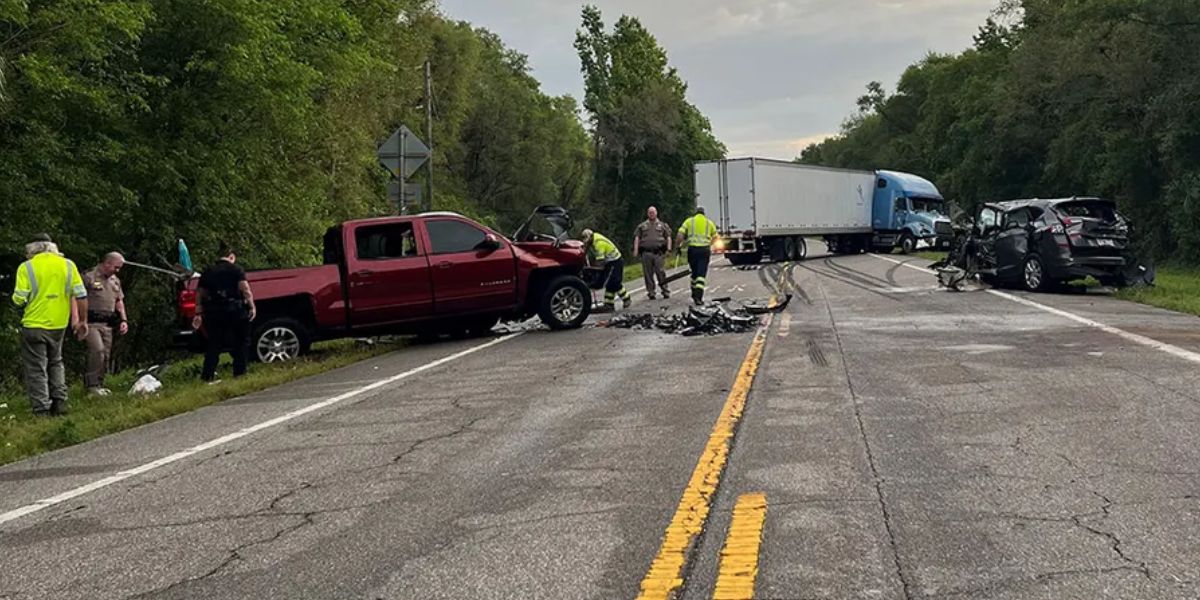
left=790, top=237, right=807, bottom=261
left=767, top=238, right=789, bottom=263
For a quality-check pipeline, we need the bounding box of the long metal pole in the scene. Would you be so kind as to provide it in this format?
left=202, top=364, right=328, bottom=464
left=400, top=130, right=408, bottom=215
left=424, top=59, right=433, bottom=213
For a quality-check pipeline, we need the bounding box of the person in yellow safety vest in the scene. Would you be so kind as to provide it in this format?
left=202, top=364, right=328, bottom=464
left=11, top=234, right=89, bottom=417
left=581, top=229, right=632, bottom=311
left=675, top=206, right=719, bottom=305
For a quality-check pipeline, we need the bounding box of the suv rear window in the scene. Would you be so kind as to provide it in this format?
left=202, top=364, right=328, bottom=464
left=1056, top=201, right=1117, bottom=222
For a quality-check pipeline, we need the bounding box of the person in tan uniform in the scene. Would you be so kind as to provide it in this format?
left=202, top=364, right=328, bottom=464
left=82, top=252, right=128, bottom=396
left=632, top=206, right=673, bottom=300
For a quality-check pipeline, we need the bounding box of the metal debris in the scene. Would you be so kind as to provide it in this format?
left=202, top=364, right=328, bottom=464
left=599, top=296, right=789, bottom=336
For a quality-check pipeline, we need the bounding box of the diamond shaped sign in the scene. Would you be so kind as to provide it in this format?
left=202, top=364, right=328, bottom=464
left=377, top=126, right=430, bottom=179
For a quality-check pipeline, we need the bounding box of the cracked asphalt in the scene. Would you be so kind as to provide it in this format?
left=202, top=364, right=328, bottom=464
left=4, top=244, right=1200, bottom=599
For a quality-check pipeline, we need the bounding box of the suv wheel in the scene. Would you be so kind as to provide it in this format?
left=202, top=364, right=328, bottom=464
left=253, top=317, right=310, bottom=363
left=538, top=276, right=591, bottom=330
left=1022, top=255, right=1050, bottom=292
left=898, top=233, right=916, bottom=255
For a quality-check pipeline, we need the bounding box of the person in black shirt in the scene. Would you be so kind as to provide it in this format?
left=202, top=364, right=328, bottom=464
left=192, top=243, right=257, bottom=382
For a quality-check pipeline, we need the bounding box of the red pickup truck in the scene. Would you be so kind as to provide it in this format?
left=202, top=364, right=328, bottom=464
left=176, top=207, right=591, bottom=361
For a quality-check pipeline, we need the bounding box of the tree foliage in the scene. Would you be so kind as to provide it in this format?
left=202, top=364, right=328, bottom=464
left=575, top=5, right=725, bottom=245
left=0, top=0, right=608, bottom=379
left=800, top=0, right=1200, bottom=263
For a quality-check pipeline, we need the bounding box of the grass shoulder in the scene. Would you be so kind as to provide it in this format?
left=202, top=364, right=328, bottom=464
left=0, top=339, right=400, bottom=466
left=1115, top=266, right=1200, bottom=318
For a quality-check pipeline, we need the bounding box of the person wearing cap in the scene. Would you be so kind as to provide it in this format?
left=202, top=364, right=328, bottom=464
left=192, top=243, right=256, bottom=382
left=12, top=234, right=88, bottom=416
left=632, top=206, right=672, bottom=300
left=82, top=252, right=128, bottom=396
left=675, top=206, right=719, bottom=305
left=581, top=229, right=632, bottom=311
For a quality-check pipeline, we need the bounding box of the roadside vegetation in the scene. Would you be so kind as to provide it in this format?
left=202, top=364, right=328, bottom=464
left=801, top=1, right=1200, bottom=269
left=1115, top=267, right=1200, bottom=319
left=0, top=3, right=721, bottom=415
left=0, top=339, right=400, bottom=466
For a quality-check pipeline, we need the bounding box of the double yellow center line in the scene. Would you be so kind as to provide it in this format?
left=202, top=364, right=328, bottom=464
left=637, top=320, right=772, bottom=599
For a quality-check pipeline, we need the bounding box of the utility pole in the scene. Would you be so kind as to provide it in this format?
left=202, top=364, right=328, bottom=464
left=399, top=128, right=408, bottom=215
left=424, top=59, right=434, bottom=213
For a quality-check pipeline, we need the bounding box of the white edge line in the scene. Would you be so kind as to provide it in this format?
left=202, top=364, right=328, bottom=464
left=0, top=332, right=523, bottom=527
left=869, top=253, right=1200, bottom=366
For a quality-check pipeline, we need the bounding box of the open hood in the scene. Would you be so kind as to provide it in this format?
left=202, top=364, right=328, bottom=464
left=511, top=205, right=574, bottom=244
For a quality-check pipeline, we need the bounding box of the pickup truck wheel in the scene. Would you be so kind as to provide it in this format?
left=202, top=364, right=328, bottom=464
left=539, top=276, right=591, bottom=330
left=253, top=318, right=309, bottom=363
left=899, top=233, right=916, bottom=255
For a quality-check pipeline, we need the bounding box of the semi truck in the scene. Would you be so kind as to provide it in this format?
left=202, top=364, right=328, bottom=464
left=694, top=158, right=951, bottom=264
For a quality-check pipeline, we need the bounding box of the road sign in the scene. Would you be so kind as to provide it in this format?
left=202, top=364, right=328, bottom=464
left=388, top=181, right=423, bottom=212
left=377, top=126, right=430, bottom=179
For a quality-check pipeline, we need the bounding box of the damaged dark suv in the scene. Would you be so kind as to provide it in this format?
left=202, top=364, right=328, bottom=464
left=941, top=197, right=1154, bottom=292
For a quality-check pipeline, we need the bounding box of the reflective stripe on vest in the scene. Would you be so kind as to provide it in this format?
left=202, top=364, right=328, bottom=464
left=65, top=259, right=75, bottom=296
left=24, top=261, right=38, bottom=298
left=686, top=216, right=716, bottom=246
left=22, top=257, right=76, bottom=299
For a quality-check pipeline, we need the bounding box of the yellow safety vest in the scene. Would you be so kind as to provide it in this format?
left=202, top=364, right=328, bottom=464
left=13, top=252, right=86, bottom=330
left=590, top=233, right=622, bottom=262
left=679, top=215, right=718, bottom=247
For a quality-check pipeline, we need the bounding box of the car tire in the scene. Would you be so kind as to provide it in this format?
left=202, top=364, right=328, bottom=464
left=252, top=317, right=310, bottom=363
left=1022, top=255, right=1052, bottom=292
left=898, top=233, right=916, bottom=255
left=538, top=276, right=591, bottom=330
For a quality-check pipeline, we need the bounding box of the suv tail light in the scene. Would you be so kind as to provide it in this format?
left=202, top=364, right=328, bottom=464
left=179, top=289, right=197, bottom=319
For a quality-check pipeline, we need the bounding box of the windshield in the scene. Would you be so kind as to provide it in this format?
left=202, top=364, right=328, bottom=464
left=512, top=205, right=573, bottom=242
left=910, top=197, right=945, bottom=215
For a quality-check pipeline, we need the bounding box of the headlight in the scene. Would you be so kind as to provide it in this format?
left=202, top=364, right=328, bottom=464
left=713, top=238, right=727, bottom=251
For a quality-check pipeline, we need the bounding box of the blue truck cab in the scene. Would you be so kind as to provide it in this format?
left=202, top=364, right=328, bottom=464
left=871, top=170, right=953, bottom=253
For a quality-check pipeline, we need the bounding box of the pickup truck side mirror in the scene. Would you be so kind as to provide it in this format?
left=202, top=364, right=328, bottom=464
left=477, top=233, right=502, bottom=252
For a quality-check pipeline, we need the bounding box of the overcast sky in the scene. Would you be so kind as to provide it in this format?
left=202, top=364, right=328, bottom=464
left=437, top=0, right=999, bottom=159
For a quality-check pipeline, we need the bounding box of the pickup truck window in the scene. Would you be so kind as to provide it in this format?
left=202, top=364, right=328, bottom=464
left=356, top=223, right=420, bottom=260
left=427, top=219, right=488, bottom=254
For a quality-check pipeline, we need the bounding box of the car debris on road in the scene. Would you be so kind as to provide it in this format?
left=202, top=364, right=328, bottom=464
left=598, top=295, right=791, bottom=336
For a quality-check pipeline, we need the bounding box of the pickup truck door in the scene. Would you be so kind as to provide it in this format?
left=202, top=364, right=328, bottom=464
left=345, top=221, right=433, bottom=326
left=422, top=218, right=518, bottom=314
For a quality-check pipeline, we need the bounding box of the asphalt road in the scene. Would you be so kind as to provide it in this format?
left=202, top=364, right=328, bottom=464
left=4, top=246, right=1200, bottom=599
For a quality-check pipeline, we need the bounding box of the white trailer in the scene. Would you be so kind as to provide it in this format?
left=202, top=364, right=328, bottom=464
left=695, top=158, right=874, bottom=264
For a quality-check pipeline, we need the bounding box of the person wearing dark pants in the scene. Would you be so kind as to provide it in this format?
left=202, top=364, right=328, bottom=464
left=686, top=245, right=712, bottom=303
left=202, top=313, right=250, bottom=381
left=581, top=229, right=632, bottom=310
left=676, top=207, right=719, bottom=305
left=193, top=244, right=256, bottom=383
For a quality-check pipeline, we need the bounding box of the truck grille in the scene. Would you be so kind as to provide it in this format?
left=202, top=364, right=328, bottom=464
left=934, top=222, right=953, bottom=236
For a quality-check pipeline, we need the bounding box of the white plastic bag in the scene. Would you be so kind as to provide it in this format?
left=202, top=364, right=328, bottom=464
left=129, top=374, right=163, bottom=395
